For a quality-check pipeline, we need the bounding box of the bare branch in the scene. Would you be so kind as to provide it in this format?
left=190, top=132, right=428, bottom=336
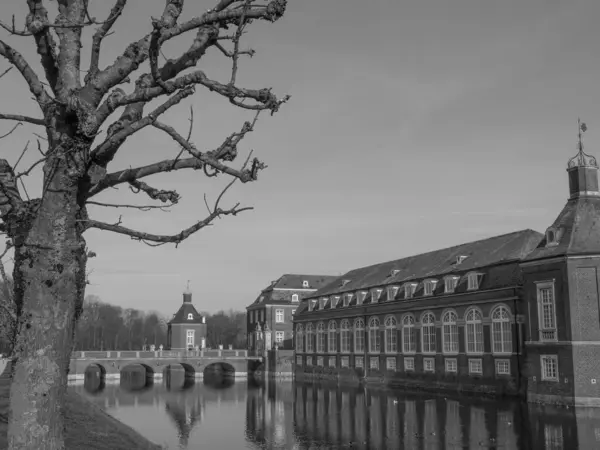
left=128, top=179, right=180, bottom=204
left=0, top=114, right=45, bottom=126
left=0, top=123, right=22, bottom=140
left=0, top=15, right=32, bottom=36
left=0, top=160, right=24, bottom=219
left=0, top=67, right=12, bottom=79
left=86, top=200, right=175, bottom=212
left=12, top=141, right=30, bottom=171
left=25, top=0, right=59, bottom=95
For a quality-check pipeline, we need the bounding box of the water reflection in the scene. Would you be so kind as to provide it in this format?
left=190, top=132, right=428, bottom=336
left=72, top=376, right=600, bottom=450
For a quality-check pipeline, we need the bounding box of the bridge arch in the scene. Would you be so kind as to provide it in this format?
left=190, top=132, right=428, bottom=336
left=120, top=363, right=155, bottom=391
left=83, top=363, right=106, bottom=393
left=162, top=362, right=196, bottom=377
left=203, top=361, right=235, bottom=377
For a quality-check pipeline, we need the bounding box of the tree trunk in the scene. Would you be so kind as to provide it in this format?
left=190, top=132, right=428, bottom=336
left=7, top=142, right=88, bottom=449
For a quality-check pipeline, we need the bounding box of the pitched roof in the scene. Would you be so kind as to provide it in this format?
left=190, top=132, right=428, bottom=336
left=265, top=274, right=338, bottom=291
left=308, top=229, right=543, bottom=299
left=169, top=302, right=204, bottom=324
left=523, top=197, right=600, bottom=261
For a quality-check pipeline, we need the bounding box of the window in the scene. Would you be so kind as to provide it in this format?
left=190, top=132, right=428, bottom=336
left=343, top=294, right=351, bottom=307
left=340, top=320, right=351, bottom=353
left=387, top=286, right=399, bottom=301
left=261, top=310, right=264, bottom=322
left=306, top=323, right=314, bottom=352
left=384, top=316, right=397, bottom=353
left=354, top=319, right=365, bottom=353
left=465, top=309, right=484, bottom=354
left=329, top=356, right=336, bottom=367
left=316, top=322, right=326, bottom=353
left=421, top=312, right=436, bottom=354
left=357, top=291, right=367, bottom=305
left=442, top=311, right=459, bottom=354
left=355, top=356, right=364, bottom=368
left=292, top=309, right=296, bottom=316
left=370, top=357, right=379, bottom=370
left=187, top=313, right=194, bottom=320
left=546, top=229, right=556, bottom=244
left=308, top=300, right=315, bottom=312
left=424, top=280, right=437, bottom=296
left=495, top=359, right=510, bottom=375
left=368, top=317, right=381, bottom=353
left=444, top=276, right=459, bottom=293
left=341, top=279, right=351, bottom=286
left=306, top=356, right=313, bottom=366
left=469, top=358, right=483, bottom=375
left=402, top=315, right=416, bottom=354
left=186, top=330, right=195, bottom=346
left=295, top=325, right=304, bottom=352
left=491, top=306, right=512, bottom=353
left=404, top=283, right=416, bottom=299
left=467, top=272, right=481, bottom=290
left=386, top=357, right=396, bottom=371
left=275, top=331, right=284, bottom=343
left=296, top=355, right=303, bottom=366
left=319, top=298, right=327, bottom=309
left=328, top=321, right=337, bottom=353
left=341, top=356, right=349, bottom=368
left=372, top=289, right=383, bottom=302
left=541, top=355, right=558, bottom=381
left=332, top=296, right=340, bottom=308
left=259, top=296, right=264, bottom=302
left=423, top=357, right=435, bottom=372
left=317, top=356, right=324, bottom=366
left=291, top=294, right=299, bottom=302
left=537, top=281, right=557, bottom=341
left=275, top=309, right=284, bottom=323
left=404, top=357, right=415, bottom=371
left=445, top=358, right=457, bottom=373
left=302, top=280, right=309, bottom=288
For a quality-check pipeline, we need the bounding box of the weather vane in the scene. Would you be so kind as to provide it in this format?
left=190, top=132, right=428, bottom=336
left=578, top=118, right=587, bottom=153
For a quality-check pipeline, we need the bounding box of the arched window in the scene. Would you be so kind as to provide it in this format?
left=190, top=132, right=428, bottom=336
left=401, top=315, right=416, bottom=353
left=291, top=294, right=299, bottom=302
left=491, top=306, right=512, bottom=353
left=465, top=309, right=484, bottom=354
left=354, top=319, right=365, bottom=353
left=384, top=316, right=397, bottom=353
left=296, top=324, right=304, bottom=352
left=442, top=311, right=458, bottom=354
left=187, top=313, right=193, bottom=320
left=316, top=322, right=326, bottom=353
left=368, top=317, right=381, bottom=353
left=340, top=320, right=351, bottom=353
left=421, top=312, right=436, bottom=354
left=306, top=323, right=314, bottom=353
left=328, top=321, right=337, bottom=353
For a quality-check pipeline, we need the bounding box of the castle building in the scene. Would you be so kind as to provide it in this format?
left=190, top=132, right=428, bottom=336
left=167, top=285, right=207, bottom=351
left=293, top=122, right=600, bottom=406
left=246, top=274, right=337, bottom=352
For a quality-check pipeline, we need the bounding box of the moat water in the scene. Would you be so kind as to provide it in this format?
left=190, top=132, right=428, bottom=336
left=69, top=368, right=600, bottom=449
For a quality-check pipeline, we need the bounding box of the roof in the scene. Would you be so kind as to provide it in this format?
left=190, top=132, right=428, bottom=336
left=304, top=229, right=543, bottom=300
left=523, top=196, right=600, bottom=261
left=169, top=302, right=204, bottom=324
left=263, top=274, right=338, bottom=292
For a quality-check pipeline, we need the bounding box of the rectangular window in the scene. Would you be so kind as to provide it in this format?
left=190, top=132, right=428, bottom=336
left=332, top=296, right=340, bottom=308
left=405, top=283, right=416, bottom=299
left=319, top=298, right=327, bottom=309
left=343, top=295, right=350, bottom=307
left=292, top=309, right=296, bottom=316
left=386, top=357, right=396, bottom=371
left=357, top=292, right=367, bottom=305
left=537, top=281, right=557, bottom=341
left=296, top=355, right=303, bottom=366
left=541, top=355, right=559, bottom=381
left=404, top=357, right=415, bottom=371
left=355, top=356, right=364, bottom=369
left=469, top=358, right=483, bottom=375
left=295, top=332, right=303, bottom=352
left=275, top=331, right=284, bottom=343
left=275, top=310, right=284, bottom=323
left=495, top=359, right=510, bottom=375
left=402, top=324, right=416, bottom=354
left=445, top=358, right=457, bottom=373
left=372, top=289, right=382, bottom=301
left=467, top=273, right=480, bottom=290
left=370, top=357, right=379, bottom=370
left=423, top=357, right=435, bottom=372
left=341, top=356, right=349, bottom=368
left=387, top=286, right=398, bottom=301
left=261, top=310, right=264, bottom=322
left=444, top=277, right=459, bottom=293
left=355, top=328, right=365, bottom=353
left=329, top=356, right=336, bottom=368
left=369, top=327, right=381, bottom=353
left=306, top=357, right=313, bottom=366
left=424, top=281, right=434, bottom=296
left=317, top=356, right=324, bottom=367
left=186, top=330, right=195, bottom=347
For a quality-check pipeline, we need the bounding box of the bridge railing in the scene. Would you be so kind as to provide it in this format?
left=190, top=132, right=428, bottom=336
left=71, top=349, right=249, bottom=359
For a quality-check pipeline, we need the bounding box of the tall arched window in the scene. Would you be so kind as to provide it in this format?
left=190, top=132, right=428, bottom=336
left=354, top=319, right=365, bottom=353
left=402, top=315, right=416, bottom=354
left=442, top=310, right=458, bottom=354
left=328, top=321, right=337, bottom=353
left=305, top=323, right=314, bottom=353
left=384, top=316, right=398, bottom=353
left=421, top=312, right=436, bottom=354
left=465, top=309, right=484, bottom=354
left=368, top=317, right=381, bottom=353
left=491, top=306, right=512, bottom=353
left=316, top=322, right=326, bottom=353
left=295, top=324, right=304, bottom=352
left=340, top=319, right=351, bottom=353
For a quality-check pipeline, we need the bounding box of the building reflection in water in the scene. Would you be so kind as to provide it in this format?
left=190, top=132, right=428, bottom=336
left=245, top=380, right=600, bottom=450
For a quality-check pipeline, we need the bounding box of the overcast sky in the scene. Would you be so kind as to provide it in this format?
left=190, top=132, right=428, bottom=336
left=1, top=0, right=599, bottom=317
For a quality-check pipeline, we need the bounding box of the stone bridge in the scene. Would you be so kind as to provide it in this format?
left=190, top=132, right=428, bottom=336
left=68, top=349, right=263, bottom=381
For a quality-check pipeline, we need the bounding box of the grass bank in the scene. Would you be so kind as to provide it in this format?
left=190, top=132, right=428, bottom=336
left=0, top=362, right=162, bottom=450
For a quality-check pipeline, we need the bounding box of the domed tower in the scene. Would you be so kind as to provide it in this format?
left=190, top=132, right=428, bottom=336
left=167, top=282, right=207, bottom=351
left=521, top=119, right=600, bottom=406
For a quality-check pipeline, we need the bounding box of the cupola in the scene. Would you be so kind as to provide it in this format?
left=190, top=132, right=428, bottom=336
left=567, top=119, right=599, bottom=199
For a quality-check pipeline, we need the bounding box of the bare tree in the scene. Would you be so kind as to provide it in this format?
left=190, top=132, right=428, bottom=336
left=0, top=0, right=289, bottom=448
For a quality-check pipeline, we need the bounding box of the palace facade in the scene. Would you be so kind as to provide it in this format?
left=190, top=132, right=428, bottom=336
left=294, top=128, right=600, bottom=406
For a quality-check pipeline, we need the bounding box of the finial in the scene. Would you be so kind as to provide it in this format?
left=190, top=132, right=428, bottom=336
left=184, top=280, right=191, bottom=295
left=568, top=118, right=597, bottom=169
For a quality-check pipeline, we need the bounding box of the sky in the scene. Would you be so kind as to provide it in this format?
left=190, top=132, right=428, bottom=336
left=0, top=0, right=599, bottom=317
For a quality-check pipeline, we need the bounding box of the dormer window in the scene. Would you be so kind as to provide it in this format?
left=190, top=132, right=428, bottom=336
left=357, top=291, right=367, bottom=305
left=390, top=269, right=400, bottom=277
left=259, top=296, right=264, bottom=303
left=302, top=280, right=309, bottom=288
left=387, top=286, right=399, bottom=301
left=423, top=279, right=438, bottom=296
left=404, top=283, right=417, bottom=299
left=343, top=293, right=353, bottom=307
left=467, top=272, right=483, bottom=290
left=319, top=298, right=328, bottom=309
left=187, top=313, right=194, bottom=320
left=456, top=255, right=468, bottom=265
left=545, top=228, right=561, bottom=247
left=444, top=276, right=460, bottom=294
left=341, top=279, right=351, bottom=287
left=308, top=299, right=317, bottom=311
left=291, top=294, right=299, bottom=302
left=372, top=289, right=383, bottom=302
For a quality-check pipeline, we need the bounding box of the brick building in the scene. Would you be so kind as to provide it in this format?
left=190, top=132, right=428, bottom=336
left=294, top=124, right=600, bottom=406
left=247, top=274, right=337, bottom=352
left=167, top=286, right=207, bottom=351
